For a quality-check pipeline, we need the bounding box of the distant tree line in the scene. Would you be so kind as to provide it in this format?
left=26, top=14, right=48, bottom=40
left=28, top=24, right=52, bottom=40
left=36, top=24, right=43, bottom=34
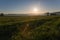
left=45, top=12, right=57, bottom=16
left=0, top=13, right=4, bottom=16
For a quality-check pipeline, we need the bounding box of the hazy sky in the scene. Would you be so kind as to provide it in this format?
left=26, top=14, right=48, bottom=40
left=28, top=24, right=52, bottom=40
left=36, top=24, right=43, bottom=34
left=0, top=0, right=60, bottom=14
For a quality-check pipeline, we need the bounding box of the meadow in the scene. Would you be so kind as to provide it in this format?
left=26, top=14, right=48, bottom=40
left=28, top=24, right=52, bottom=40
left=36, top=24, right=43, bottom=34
left=0, top=16, right=60, bottom=40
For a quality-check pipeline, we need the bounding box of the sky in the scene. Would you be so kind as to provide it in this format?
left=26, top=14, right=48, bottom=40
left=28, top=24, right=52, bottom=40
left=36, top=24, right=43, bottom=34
left=0, top=0, right=60, bottom=14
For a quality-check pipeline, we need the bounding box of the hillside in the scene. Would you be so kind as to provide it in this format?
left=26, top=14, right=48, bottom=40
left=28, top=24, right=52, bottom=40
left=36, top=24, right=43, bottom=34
left=0, top=16, right=60, bottom=40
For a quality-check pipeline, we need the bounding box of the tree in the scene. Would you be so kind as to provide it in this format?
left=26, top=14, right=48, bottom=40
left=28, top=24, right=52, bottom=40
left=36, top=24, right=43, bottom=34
left=0, top=13, right=4, bottom=16
left=46, top=12, right=50, bottom=16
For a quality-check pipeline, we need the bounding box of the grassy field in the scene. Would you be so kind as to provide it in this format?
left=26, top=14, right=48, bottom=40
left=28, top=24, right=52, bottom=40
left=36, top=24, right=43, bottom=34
left=0, top=16, right=60, bottom=40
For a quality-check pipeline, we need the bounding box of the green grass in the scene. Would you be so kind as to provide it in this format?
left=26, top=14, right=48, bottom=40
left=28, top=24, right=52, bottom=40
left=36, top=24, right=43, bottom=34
left=0, top=16, right=60, bottom=40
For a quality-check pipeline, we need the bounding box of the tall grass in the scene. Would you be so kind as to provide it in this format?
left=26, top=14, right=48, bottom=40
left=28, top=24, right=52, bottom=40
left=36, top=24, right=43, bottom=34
left=0, top=16, right=60, bottom=40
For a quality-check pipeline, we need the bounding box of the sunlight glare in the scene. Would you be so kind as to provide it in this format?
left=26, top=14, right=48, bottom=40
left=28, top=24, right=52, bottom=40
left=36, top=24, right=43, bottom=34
left=33, top=8, right=38, bottom=12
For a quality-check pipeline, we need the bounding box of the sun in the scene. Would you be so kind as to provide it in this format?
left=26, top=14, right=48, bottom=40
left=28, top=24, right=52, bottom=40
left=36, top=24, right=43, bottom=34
left=29, top=7, right=40, bottom=15
left=33, top=8, right=38, bottom=12
left=32, top=7, right=39, bottom=15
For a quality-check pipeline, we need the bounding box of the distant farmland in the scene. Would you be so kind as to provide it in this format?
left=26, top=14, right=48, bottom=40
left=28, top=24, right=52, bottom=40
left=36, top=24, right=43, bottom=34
left=0, top=16, right=60, bottom=40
